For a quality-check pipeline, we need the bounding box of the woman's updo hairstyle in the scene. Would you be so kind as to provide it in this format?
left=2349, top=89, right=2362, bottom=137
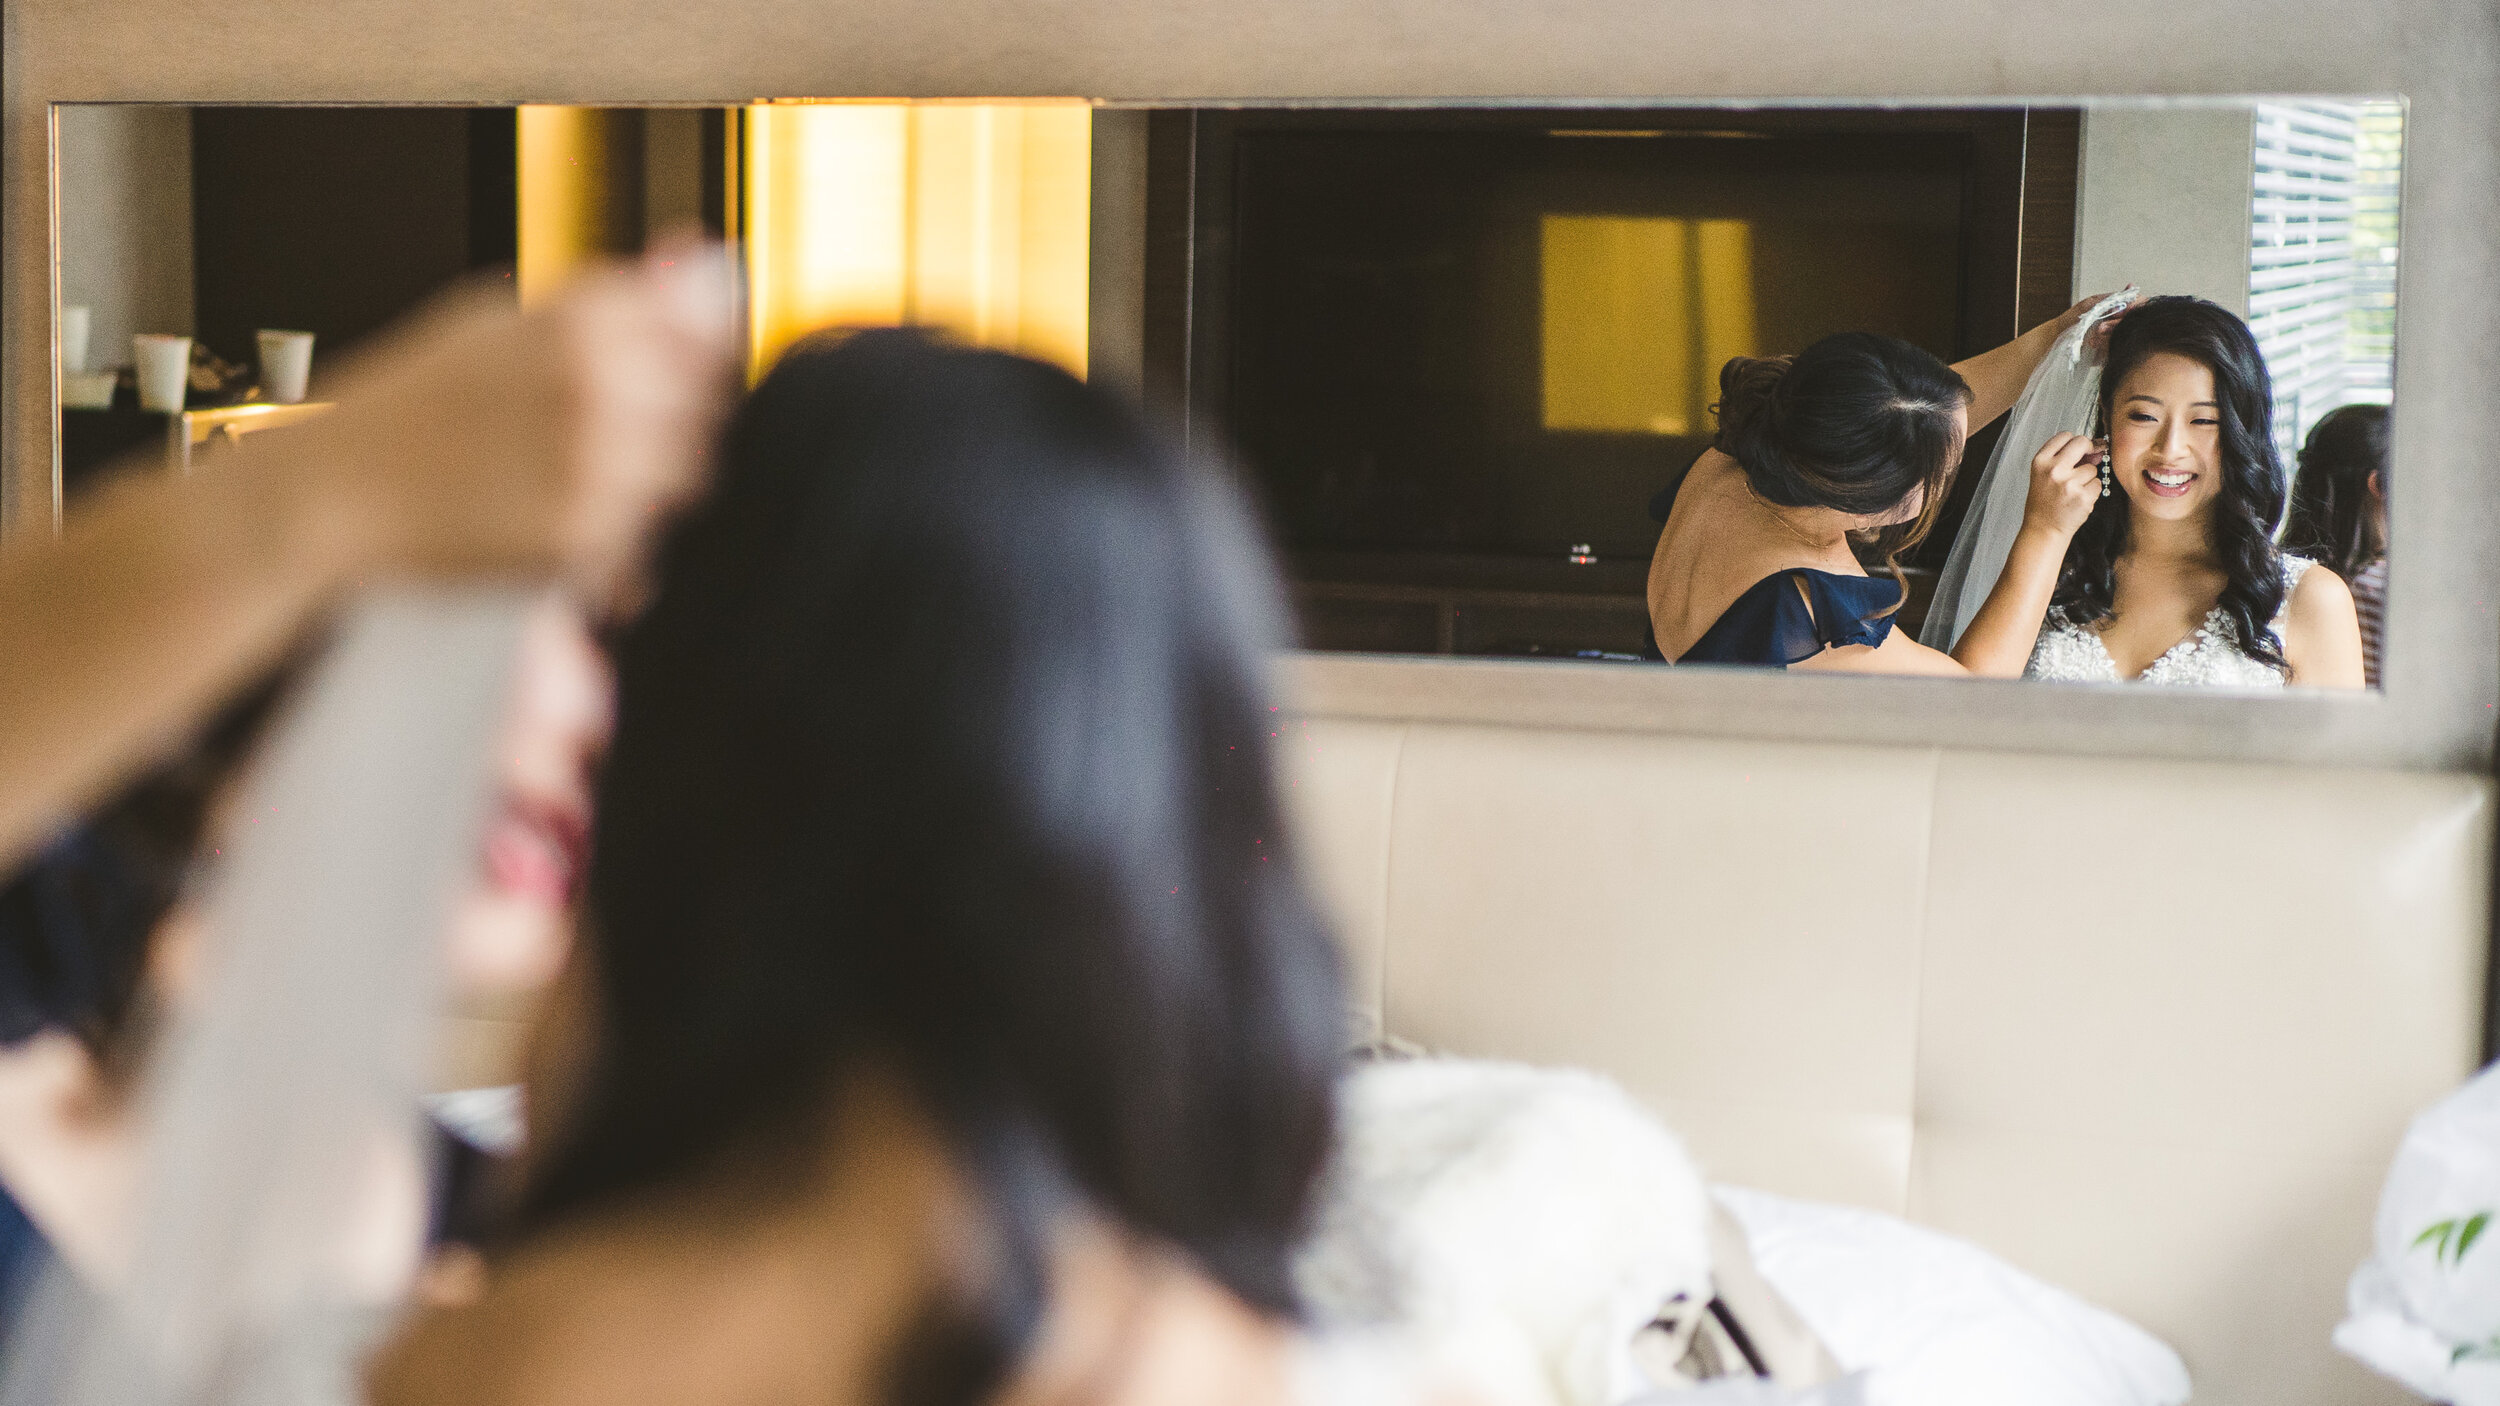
left=1711, top=332, right=1974, bottom=573
left=2052, top=294, right=2291, bottom=670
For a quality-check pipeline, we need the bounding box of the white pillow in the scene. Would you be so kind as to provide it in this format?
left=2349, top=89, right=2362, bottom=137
left=1716, top=1186, right=2190, bottom=1406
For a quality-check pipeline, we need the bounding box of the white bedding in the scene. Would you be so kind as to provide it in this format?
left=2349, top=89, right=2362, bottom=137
left=1299, top=1056, right=2191, bottom=1406
left=1717, top=1187, right=2190, bottom=1406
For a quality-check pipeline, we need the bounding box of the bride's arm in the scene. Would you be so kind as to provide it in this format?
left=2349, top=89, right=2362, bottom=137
left=1792, top=631, right=1969, bottom=676
left=1950, top=294, right=2128, bottom=430
left=1948, top=432, right=2102, bottom=676
left=2281, top=566, right=2366, bottom=688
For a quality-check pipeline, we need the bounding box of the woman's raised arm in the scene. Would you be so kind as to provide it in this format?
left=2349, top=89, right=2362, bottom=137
left=1951, top=293, right=2132, bottom=430
left=0, top=257, right=734, bottom=872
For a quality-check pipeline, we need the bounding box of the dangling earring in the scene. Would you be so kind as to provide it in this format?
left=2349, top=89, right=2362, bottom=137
left=2096, top=440, right=2113, bottom=498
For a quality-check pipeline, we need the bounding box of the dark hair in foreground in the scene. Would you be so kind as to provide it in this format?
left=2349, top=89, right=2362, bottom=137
left=1712, top=332, right=1973, bottom=588
left=520, top=331, right=1347, bottom=1399
left=0, top=678, right=286, bottom=1066
left=2052, top=295, right=2291, bottom=670
left=2281, top=402, right=2391, bottom=581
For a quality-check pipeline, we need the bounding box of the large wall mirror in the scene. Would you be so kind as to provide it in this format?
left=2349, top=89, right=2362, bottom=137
left=51, top=97, right=2405, bottom=692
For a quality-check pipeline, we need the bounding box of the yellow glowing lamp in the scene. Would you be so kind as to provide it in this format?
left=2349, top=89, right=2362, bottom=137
left=742, top=102, right=1091, bottom=381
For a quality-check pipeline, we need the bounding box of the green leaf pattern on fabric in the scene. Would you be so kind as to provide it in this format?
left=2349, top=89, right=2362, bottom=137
left=2413, top=1210, right=2494, bottom=1269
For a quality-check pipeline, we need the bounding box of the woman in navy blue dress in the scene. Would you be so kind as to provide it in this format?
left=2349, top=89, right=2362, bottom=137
left=1646, top=301, right=2116, bottom=675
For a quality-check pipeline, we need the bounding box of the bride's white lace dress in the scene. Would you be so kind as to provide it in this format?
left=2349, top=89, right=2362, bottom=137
left=2026, top=556, right=2314, bottom=687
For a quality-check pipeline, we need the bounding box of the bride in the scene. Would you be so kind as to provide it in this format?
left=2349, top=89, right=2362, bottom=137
left=2026, top=296, right=2365, bottom=689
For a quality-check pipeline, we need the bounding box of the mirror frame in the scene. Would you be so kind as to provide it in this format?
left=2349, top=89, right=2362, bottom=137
left=7, top=0, right=2494, bottom=773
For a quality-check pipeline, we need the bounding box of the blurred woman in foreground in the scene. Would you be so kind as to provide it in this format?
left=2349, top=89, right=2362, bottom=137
left=372, top=331, right=1353, bottom=1406
left=0, top=249, right=732, bottom=1392
left=0, top=600, right=610, bottom=1348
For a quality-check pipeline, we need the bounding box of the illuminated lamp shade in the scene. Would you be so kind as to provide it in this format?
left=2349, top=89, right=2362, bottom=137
left=743, top=102, right=1091, bottom=379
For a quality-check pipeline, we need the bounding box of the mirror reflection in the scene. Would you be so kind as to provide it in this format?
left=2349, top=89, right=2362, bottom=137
left=54, top=99, right=2400, bottom=689
left=1175, top=103, right=2401, bottom=689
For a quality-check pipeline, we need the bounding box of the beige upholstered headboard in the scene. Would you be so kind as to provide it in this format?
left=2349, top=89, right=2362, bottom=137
left=1279, top=715, right=2489, bottom=1406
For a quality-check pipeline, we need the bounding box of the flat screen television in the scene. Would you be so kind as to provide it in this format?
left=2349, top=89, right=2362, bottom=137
left=1158, top=109, right=2062, bottom=577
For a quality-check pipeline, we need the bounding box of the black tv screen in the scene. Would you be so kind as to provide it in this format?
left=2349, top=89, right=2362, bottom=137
left=1222, top=123, right=1974, bottom=564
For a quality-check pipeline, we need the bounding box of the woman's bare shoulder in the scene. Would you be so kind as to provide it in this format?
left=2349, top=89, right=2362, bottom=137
left=2287, top=559, right=2354, bottom=612
left=2283, top=560, right=2357, bottom=638
left=1689, top=445, right=1741, bottom=476
left=2280, top=560, right=2365, bottom=688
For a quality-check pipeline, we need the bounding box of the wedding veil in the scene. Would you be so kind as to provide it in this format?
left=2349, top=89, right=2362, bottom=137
left=1918, top=287, right=2138, bottom=653
left=1, top=590, right=533, bottom=1406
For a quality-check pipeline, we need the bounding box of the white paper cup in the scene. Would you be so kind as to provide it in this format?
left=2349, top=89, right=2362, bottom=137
left=61, top=372, right=117, bottom=410
left=59, top=305, right=90, bottom=377
left=256, top=329, right=316, bottom=405
left=133, top=334, right=192, bottom=413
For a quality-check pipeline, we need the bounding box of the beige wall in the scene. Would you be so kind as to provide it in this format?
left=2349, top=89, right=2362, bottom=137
left=641, top=106, right=705, bottom=245
left=1085, top=107, right=1148, bottom=405
left=52, top=103, right=192, bottom=371
left=2074, top=104, right=2255, bottom=314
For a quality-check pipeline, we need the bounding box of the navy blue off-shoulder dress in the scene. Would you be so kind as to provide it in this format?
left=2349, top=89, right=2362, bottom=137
left=1677, top=568, right=1903, bottom=666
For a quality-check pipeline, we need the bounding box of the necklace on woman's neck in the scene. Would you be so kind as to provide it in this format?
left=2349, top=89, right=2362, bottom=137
left=2124, top=503, right=2220, bottom=565
left=1749, top=484, right=1840, bottom=554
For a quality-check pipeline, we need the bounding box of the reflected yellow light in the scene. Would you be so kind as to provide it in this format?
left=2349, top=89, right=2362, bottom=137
left=746, top=104, right=910, bottom=369
left=1540, top=214, right=1756, bottom=436
left=518, top=107, right=635, bottom=307
left=1542, top=216, right=1692, bottom=434
left=743, top=102, right=1090, bottom=379
left=1694, top=219, right=1757, bottom=393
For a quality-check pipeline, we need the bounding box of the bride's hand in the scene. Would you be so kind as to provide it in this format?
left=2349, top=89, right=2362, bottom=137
left=2021, top=431, right=2104, bottom=539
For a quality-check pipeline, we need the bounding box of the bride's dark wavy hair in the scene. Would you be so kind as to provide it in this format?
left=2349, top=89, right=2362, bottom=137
left=2051, top=295, right=2291, bottom=671
left=1713, top=333, right=1972, bottom=598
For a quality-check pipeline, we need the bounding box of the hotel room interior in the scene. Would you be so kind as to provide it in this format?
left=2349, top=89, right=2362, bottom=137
left=4, top=0, right=2497, bottom=1401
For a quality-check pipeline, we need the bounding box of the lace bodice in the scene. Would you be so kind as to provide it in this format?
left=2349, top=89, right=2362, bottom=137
left=2026, top=557, right=2314, bottom=688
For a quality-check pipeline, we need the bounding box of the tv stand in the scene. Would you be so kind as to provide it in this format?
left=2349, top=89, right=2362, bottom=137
left=1285, top=551, right=1937, bottom=659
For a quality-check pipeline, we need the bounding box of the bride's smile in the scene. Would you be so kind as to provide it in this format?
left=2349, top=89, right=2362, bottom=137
left=2110, top=350, right=2225, bottom=519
